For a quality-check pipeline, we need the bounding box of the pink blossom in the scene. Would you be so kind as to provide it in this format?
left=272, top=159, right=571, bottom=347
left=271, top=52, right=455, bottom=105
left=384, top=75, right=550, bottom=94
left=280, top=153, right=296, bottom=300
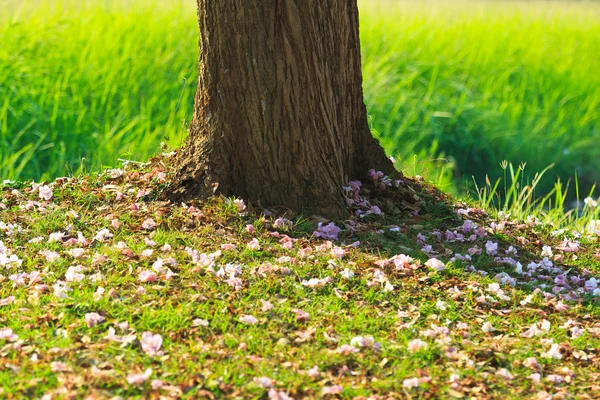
left=67, top=248, right=85, bottom=258
left=140, top=332, right=163, bottom=357
left=456, top=322, right=469, bottom=330
left=545, top=374, right=564, bottom=384
left=139, top=270, right=158, bottom=283
left=39, top=185, right=53, bottom=201
left=330, top=246, right=345, bottom=259
left=93, top=229, right=113, bottom=242
left=48, top=232, right=66, bottom=243
left=482, top=322, right=494, bottom=333
left=313, top=222, right=341, bottom=241
left=260, top=299, right=274, bottom=312
left=0, top=296, right=15, bottom=306
left=106, top=168, right=124, bottom=179
left=142, top=218, right=157, bottom=230
left=192, top=318, right=209, bottom=327
left=585, top=278, right=599, bottom=290
left=277, top=256, right=294, bottom=263
left=541, top=343, right=563, bottom=360
left=390, top=254, right=414, bottom=269
left=0, top=328, right=18, bottom=341
left=127, top=368, right=152, bottom=385
left=350, top=335, right=381, bottom=350
left=225, top=274, right=243, bottom=291
left=247, top=238, right=261, bottom=251
left=253, top=376, right=274, bottom=388
left=407, top=338, right=428, bottom=352
left=298, top=247, right=312, bottom=258
left=93, top=287, right=105, bottom=301
left=239, top=315, right=258, bottom=325
left=496, top=368, right=514, bottom=380
left=50, top=361, right=69, bottom=372
left=570, top=326, right=585, bottom=338
left=402, top=377, right=420, bottom=389
left=301, top=277, right=332, bottom=288
left=84, top=312, right=105, bottom=328
left=523, top=357, right=540, bottom=370
left=314, top=241, right=333, bottom=252
left=151, top=380, right=164, bottom=389
left=584, top=197, right=598, bottom=208
left=157, top=243, right=170, bottom=252
left=233, top=199, right=246, bottom=212
left=280, top=240, right=293, bottom=250
left=9, top=273, right=28, bottom=287
left=268, top=389, right=294, bottom=400
left=557, top=239, right=580, bottom=252
left=467, top=246, right=482, bottom=256
left=485, top=241, right=498, bottom=256
left=540, top=320, right=551, bottom=331
left=541, top=246, right=553, bottom=257
left=588, top=220, right=600, bottom=236
left=273, top=217, right=292, bottom=229
left=335, top=344, right=359, bottom=355
left=340, top=268, right=354, bottom=280
left=141, top=249, right=154, bottom=257
left=425, top=258, right=446, bottom=272
left=293, top=309, right=310, bottom=322
left=41, top=250, right=60, bottom=262
left=322, top=385, right=343, bottom=395
left=53, top=282, right=71, bottom=298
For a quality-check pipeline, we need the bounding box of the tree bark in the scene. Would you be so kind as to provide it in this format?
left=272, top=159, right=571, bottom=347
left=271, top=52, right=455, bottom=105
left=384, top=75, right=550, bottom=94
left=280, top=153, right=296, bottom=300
left=168, top=0, right=395, bottom=217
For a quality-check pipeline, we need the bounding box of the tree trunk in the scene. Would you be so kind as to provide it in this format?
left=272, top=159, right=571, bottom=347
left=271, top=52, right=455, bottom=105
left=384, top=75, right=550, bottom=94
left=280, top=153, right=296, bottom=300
left=168, top=0, right=395, bottom=217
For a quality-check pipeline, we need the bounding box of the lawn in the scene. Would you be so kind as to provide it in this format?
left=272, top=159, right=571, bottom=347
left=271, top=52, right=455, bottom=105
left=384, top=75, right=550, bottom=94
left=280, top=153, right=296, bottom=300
left=1, top=0, right=599, bottom=198
left=0, top=158, right=599, bottom=398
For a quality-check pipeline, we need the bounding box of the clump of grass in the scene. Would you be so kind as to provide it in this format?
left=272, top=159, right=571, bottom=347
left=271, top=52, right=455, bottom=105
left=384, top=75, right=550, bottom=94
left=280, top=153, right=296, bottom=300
left=474, top=161, right=599, bottom=231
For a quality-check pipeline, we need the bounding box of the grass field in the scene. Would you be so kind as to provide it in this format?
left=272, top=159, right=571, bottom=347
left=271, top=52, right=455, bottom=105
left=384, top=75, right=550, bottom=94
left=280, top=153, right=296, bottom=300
left=1, top=0, right=599, bottom=199
left=0, top=159, right=599, bottom=398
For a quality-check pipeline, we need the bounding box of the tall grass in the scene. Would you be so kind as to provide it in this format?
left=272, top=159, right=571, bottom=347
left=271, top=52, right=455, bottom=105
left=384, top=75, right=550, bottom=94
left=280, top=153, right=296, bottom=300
left=1, top=0, right=599, bottom=202
left=474, top=161, right=599, bottom=231
left=0, top=0, right=197, bottom=179
left=361, top=1, right=600, bottom=197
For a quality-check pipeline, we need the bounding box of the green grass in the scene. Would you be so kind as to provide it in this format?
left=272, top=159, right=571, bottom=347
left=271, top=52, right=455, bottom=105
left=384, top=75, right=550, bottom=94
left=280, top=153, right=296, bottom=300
left=0, top=0, right=197, bottom=179
left=1, top=0, right=599, bottom=200
left=362, top=1, right=600, bottom=197
left=0, top=158, right=599, bottom=398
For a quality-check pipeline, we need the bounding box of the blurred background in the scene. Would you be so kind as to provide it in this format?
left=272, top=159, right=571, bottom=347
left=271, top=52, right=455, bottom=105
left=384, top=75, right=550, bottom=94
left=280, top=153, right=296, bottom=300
left=1, top=0, right=599, bottom=205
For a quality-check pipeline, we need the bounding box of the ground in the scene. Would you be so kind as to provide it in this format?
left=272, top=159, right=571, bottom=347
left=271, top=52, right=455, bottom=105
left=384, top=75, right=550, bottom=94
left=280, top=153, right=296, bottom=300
left=1, top=156, right=599, bottom=399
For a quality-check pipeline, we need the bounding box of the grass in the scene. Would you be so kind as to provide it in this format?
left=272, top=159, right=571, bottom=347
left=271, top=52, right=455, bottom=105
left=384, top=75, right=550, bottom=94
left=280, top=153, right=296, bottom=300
left=361, top=0, right=600, bottom=197
left=0, top=157, right=599, bottom=398
left=1, top=0, right=599, bottom=200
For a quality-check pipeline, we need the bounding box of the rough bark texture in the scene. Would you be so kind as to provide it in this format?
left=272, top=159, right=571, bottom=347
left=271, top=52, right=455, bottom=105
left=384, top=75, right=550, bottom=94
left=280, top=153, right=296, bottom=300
left=169, top=0, right=395, bottom=217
